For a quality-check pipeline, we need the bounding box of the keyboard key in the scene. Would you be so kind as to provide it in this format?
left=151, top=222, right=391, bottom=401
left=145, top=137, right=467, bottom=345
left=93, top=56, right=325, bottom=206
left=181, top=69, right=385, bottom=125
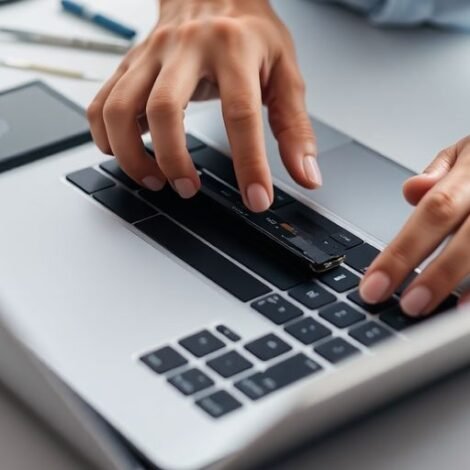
left=379, top=307, right=420, bottom=331
left=289, top=282, right=336, bottom=310
left=216, top=325, right=241, bottom=343
left=345, top=243, right=380, bottom=274
left=272, top=188, right=295, bottom=210
left=245, top=334, right=291, bottom=361
left=349, top=321, right=393, bottom=347
left=207, top=351, right=253, bottom=378
left=196, top=390, right=242, bottom=418
left=347, top=290, right=398, bottom=314
left=315, top=337, right=360, bottom=364
left=67, top=168, right=114, bottom=194
left=186, top=134, right=206, bottom=152
left=137, top=216, right=271, bottom=302
left=140, top=346, right=187, bottom=374
left=191, top=147, right=238, bottom=187
left=93, top=186, right=157, bottom=223
left=235, top=354, right=322, bottom=400
left=319, top=302, right=365, bottom=328
left=396, top=271, right=419, bottom=296
left=319, top=267, right=360, bottom=293
left=331, top=231, right=363, bottom=249
left=100, top=160, right=140, bottom=190
left=179, top=330, right=225, bottom=358
left=434, top=294, right=459, bottom=314
left=252, top=294, right=303, bottom=325
left=168, top=368, right=214, bottom=396
left=285, top=317, right=331, bottom=345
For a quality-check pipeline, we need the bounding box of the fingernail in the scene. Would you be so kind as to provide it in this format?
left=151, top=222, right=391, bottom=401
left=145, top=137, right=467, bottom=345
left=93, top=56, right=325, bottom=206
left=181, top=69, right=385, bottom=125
left=303, top=155, right=323, bottom=187
left=246, top=183, right=271, bottom=212
left=142, top=176, right=165, bottom=191
left=174, top=178, right=197, bottom=199
left=401, top=286, right=432, bottom=317
left=360, top=271, right=391, bottom=304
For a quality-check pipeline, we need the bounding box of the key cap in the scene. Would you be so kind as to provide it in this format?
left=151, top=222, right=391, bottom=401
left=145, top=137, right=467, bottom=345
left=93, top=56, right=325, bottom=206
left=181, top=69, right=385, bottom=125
left=271, top=188, right=295, bottom=210
left=67, top=168, right=115, bottom=194
left=379, top=307, right=420, bottom=331
left=319, top=266, right=360, bottom=293
left=347, top=290, right=398, bottom=314
left=396, top=271, right=419, bottom=296
left=100, top=159, right=140, bottom=190
left=216, top=325, right=241, bottom=343
left=93, top=186, right=157, bottom=223
left=186, top=134, right=206, bottom=152
left=235, top=354, right=322, bottom=400
left=245, top=334, right=291, bottom=361
left=207, top=351, right=253, bottom=378
left=252, top=294, right=303, bottom=325
left=319, top=302, right=365, bottom=328
left=139, top=190, right=309, bottom=290
left=330, top=231, right=363, bottom=249
left=289, top=282, right=336, bottom=310
left=179, top=330, right=225, bottom=358
left=191, top=147, right=238, bottom=187
left=314, top=337, right=360, bottom=364
left=140, top=346, right=187, bottom=374
left=344, top=243, right=380, bottom=274
left=137, top=216, right=271, bottom=302
left=349, top=321, right=393, bottom=347
left=168, top=368, right=214, bottom=396
left=196, top=390, right=242, bottom=418
left=285, top=317, right=331, bottom=345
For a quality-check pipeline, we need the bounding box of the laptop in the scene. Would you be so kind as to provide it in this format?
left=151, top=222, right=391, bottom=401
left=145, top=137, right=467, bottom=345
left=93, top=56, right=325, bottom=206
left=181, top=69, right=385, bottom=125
left=0, top=82, right=468, bottom=470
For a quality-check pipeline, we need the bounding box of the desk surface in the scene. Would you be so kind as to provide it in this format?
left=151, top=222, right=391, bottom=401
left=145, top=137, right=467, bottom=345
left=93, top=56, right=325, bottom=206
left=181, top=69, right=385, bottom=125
left=1, top=1, right=470, bottom=469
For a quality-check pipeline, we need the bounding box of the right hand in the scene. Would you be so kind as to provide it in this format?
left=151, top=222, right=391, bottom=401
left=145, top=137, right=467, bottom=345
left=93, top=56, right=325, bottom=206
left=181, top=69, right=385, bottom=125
left=87, top=0, right=320, bottom=213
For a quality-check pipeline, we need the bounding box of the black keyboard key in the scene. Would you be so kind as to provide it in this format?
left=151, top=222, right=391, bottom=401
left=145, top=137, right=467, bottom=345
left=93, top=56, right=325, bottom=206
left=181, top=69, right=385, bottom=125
left=379, top=307, right=420, bottom=331
left=319, top=267, right=360, bottom=293
left=94, top=186, right=157, bottom=223
left=396, top=271, right=419, bottom=296
left=67, top=168, right=114, bottom=194
left=235, top=354, right=322, bottom=400
left=245, top=334, right=291, bottom=361
left=140, top=346, right=187, bottom=374
left=285, top=317, right=331, bottom=345
left=100, top=159, right=140, bottom=190
left=207, top=351, right=253, bottom=378
left=345, top=243, right=380, bottom=274
left=196, top=390, right=242, bottom=418
left=216, top=325, right=241, bottom=343
left=140, top=189, right=309, bottom=290
left=252, top=294, right=303, bottom=325
left=191, top=147, right=238, bottom=187
left=137, top=216, right=271, bottom=302
left=320, top=302, right=366, bottom=328
left=186, top=134, right=206, bottom=152
left=289, top=282, right=336, bottom=310
left=168, top=368, right=214, bottom=396
left=347, top=290, right=398, bottom=314
left=349, top=321, right=393, bottom=347
left=434, top=294, right=459, bottom=314
left=315, top=337, right=360, bottom=364
left=331, top=231, right=363, bottom=249
left=272, top=188, right=295, bottom=210
left=179, top=330, right=225, bottom=358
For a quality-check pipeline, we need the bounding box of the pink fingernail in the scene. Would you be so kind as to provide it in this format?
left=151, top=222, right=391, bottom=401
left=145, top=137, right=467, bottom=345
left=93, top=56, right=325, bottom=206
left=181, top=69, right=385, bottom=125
left=360, top=271, right=391, bottom=304
left=174, top=178, right=197, bottom=199
left=246, top=183, right=271, bottom=212
left=401, top=286, right=432, bottom=317
left=142, top=176, right=165, bottom=191
left=303, top=156, right=323, bottom=187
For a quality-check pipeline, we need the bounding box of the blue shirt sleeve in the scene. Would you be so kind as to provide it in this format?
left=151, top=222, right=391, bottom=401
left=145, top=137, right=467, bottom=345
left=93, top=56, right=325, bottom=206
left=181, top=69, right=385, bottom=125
left=316, top=0, right=470, bottom=29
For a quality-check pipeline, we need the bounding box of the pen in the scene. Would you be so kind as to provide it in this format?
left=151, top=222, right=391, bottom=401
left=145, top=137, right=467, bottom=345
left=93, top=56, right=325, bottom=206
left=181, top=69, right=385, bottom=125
left=0, top=58, right=104, bottom=82
left=61, top=0, right=137, bottom=40
left=0, top=27, right=131, bottom=54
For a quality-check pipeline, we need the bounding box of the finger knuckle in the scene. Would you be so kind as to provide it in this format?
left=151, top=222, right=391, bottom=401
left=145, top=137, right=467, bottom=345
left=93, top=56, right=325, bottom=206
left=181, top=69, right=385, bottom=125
left=225, top=96, right=258, bottom=124
left=211, top=18, right=245, bottom=44
left=423, top=190, right=458, bottom=225
left=148, top=25, right=174, bottom=49
left=86, top=101, right=102, bottom=123
left=176, top=21, right=203, bottom=41
left=146, top=90, right=179, bottom=119
left=103, top=98, right=129, bottom=123
left=386, top=244, right=413, bottom=271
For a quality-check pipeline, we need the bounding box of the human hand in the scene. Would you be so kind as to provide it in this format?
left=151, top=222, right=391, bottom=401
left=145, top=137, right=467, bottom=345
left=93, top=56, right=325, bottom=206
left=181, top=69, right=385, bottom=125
left=360, top=137, right=470, bottom=317
left=87, top=0, right=319, bottom=212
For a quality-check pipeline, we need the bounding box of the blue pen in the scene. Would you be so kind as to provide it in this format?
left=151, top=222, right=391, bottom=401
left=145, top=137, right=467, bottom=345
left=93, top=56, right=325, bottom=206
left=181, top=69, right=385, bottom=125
left=61, top=0, right=137, bottom=40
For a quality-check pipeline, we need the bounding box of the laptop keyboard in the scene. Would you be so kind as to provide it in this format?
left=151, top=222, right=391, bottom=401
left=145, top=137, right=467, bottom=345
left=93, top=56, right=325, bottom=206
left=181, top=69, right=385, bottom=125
left=66, top=135, right=458, bottom=420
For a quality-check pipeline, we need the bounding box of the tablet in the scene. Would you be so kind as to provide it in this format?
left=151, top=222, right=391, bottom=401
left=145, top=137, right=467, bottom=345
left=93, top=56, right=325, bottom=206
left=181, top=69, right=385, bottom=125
left=0, top=81, right=91, bottom=173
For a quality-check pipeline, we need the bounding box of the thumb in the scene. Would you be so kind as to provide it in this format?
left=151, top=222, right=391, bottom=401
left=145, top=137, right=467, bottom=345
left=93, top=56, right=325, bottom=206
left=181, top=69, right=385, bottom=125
left=403, top=145, right=457, bottom=206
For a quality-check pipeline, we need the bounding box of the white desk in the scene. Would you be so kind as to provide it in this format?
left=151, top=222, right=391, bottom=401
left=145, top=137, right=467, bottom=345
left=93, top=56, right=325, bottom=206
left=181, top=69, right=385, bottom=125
left=1, top=1, right=470, bottom=469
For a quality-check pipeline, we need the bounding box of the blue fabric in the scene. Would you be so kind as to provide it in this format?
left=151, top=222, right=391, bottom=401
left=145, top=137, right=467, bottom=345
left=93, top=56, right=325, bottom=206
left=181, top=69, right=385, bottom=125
left=316, top=0, right=470, bottom=29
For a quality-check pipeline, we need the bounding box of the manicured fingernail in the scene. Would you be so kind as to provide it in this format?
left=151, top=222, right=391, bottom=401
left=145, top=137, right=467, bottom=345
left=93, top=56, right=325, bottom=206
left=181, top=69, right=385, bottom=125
left=303, top=155, right=323, bottom=187
left=246, top=183, right=271, bottom=212
left=142, top=175, right=165, bottom=191
left=401, top=286, right=432, bottom=317
left=174, top=178, right=197, bottom=199
left=360, top=271, right=391, bottom=304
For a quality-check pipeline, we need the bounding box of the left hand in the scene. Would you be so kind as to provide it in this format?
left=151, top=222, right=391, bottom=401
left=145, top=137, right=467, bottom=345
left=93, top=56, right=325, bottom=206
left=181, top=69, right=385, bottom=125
left=359, top=136, right=470, bottom=317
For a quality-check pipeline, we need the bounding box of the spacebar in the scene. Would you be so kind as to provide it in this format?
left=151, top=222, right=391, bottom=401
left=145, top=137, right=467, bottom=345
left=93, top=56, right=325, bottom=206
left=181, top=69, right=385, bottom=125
left=136, top=216, right=271, bottom=302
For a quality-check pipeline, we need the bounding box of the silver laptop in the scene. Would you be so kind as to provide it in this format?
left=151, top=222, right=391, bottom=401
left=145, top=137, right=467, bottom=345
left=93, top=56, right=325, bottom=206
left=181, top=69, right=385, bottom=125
left=0, top=84, right=468, bottom=470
